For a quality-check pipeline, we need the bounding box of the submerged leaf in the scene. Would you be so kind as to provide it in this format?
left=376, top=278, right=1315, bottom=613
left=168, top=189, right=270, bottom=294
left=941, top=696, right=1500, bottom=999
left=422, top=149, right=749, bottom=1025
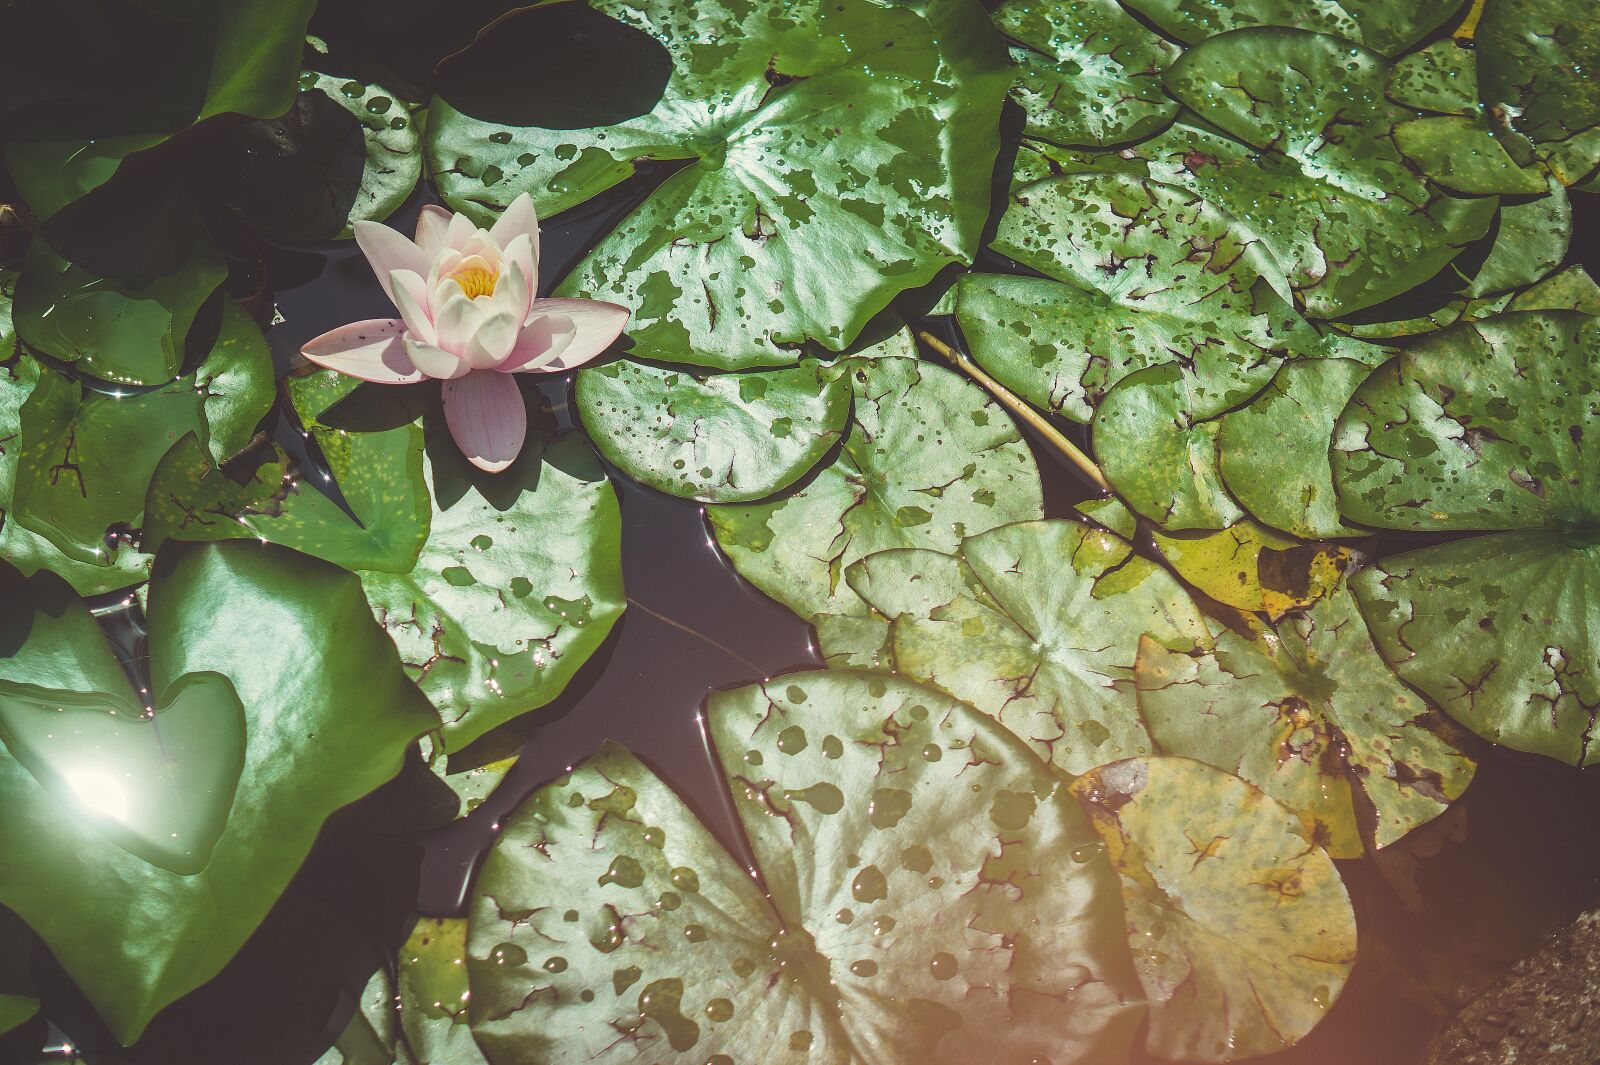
left=1332, top=311, right=1600, bottom=763
left=1136, top=588, right=1477, bottom=856
left=709, top=356, right=1042, bottom=620
left=427, top=0, right=1009, bottom=368
left=1070, top=757, right=1357, bottom=1061
left=468, top=670, right=1145, bottom=1063
left=576, top=359, right=850, bottom=502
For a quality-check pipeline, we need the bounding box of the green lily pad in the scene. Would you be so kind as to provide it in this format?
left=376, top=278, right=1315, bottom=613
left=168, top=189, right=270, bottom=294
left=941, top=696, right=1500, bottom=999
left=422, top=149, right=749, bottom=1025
left=12, top=183, right=227, bottom=386
left=1120, top=0, right=1459, bottom=54
left=995, top=0, right=1180, bottom=147
left=0, top=671, right=246, bottom=875
left=1075, top=494, right=1138, bottom=539
left=1507, top=265, right=1600, bottom=314
left=1158, top=32, right=1498, bottom=318
left=426, top=0, right=1009, bottom=368
left=314, top=963, right=407, bottom=1065
left=1394, top=114, right=1548, bottom=194
left=0, top=543, right=439, bottom=1043
left=1217, top=354, right=1387, bottom=540
left=1135, top=587, right=1477, bottom=857
left=1460, top=175, right=1571, bottom=297
left=575, top=358, right=850, bottom=502
left=1070, top=757, right=1357, bottom=1061
left=467, top=671, right=1145, bottom=1063
left=1332, top=311, right=1600, bottom=763
left=0, top=911, right=37, bottom=1039
left=1386, top=38, right=1478, bottom=114
left=2, top=0, right=318, bottom=218
left=1151, top=521, right=1354, bottom=620
left=849, top=519, right=1210, bottom=776
left=10, top=300, right=274, bottom=566
left=1476, top=0, right=1600, bottom=151
left=709, top=356, right=1042, bottom=620
left=223, top=68, right=422, bottom=241
left=398, top=917, right=489, bottom=1065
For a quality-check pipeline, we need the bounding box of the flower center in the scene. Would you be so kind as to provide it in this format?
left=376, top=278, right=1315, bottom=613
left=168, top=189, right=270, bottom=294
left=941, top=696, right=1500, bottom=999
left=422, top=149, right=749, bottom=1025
left=450, top=265, right=499, bottom=299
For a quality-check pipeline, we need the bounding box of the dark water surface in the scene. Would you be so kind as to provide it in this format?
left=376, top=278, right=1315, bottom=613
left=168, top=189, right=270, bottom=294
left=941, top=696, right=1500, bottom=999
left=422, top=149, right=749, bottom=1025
left=9, top=166, right=1600, bottom=1065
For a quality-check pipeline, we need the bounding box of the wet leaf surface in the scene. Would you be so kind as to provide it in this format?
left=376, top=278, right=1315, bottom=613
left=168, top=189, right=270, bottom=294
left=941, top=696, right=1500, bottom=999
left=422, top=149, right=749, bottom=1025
left=1120, top=0, right=1459, bottom=55
left=0, top=543, right=438, bottom=1043
left=426, top=0, right=1009, bottom=368
left=468, top=670, right=1145, bottom=1063
left=1070, top=756, right=1358, bottom=1061
left=1151, top=521, right=1353, bottom=620
left=848, top=519, right=1209, bottom=776
left=1136, top=587, right=1477, bottom=857
left=1476, top=0, right=1600, bottom=153
left=576, top=358, right=850, bottom=503
left=398, top=917, right=489, bottom=1065
left=1333, top=311, right=1600, bottom=763
left=709, top=356, right=1042, bottom=620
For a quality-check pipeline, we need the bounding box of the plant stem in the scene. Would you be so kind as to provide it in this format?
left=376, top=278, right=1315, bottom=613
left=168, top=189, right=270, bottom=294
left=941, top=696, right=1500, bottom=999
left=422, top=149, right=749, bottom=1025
left=918, top=330, right=1111, bottom=493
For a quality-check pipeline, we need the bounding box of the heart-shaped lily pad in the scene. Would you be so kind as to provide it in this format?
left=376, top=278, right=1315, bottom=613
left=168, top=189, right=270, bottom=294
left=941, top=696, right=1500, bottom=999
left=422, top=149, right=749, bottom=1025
left=1135, top=587, right=1477, bottom=857
left=576, top=358, right=850, bottom=502
left=0, top=672, right=245, bottom=875
left=0, top=544, right=439, bottom=1043
left=466, top=670, right=1146, bottom=1063
left=427, top=0, right=1010, bottom=368
left=844, top=519, right=1210, bottom=776
left=1070, top=757, right=1357, bottom=1061
left=709, top=356, right=1043, bottom=621
left=1332, top=310, right=1600, bottom=763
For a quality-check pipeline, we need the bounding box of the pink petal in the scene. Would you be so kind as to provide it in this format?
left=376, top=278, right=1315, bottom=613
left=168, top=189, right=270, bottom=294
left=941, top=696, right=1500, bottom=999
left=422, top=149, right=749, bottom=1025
left=499, top=235, right=537, bottom=314
left=389, top=269, right=436, bottom=344
left=353, top=221, right=429, bottom=308
left=499, top=314, right=577, bottom=372
left=464, top=308, right=523, bottom=369
left=444, top=210, right=477, bottom=253
left=403, top=338, right=470, bottom=380
left=300, top=320, right=422, bottom=383
left=443, top=370, right=527, bottom=473
left=490, top=194, right=541, bottom=283
left=518, top=297, right=629, bottom=370
left=414, top=205, right=452, bottom=260
left=490, top=258, right=533, bottom=325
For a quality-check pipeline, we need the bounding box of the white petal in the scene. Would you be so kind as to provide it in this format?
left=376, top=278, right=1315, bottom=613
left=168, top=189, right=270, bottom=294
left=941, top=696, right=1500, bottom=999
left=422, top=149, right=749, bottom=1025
left=403, top=337, right=470, bottom=380
left=353, top=221, right=429, bottom=308
left=444, top=210, right=477, bottom=253
left=490, top=193, right=541, bottom=283
left=434, top=293, right=485, bottom=356
left=414, top=205, right=452, bottom=260
left=389, top=269, right=436, bottom=345
left=301, top=320, right=422, bottom=383
left=464, top=309, right=523, bottom=368
left=500, top=314, right=578, bottom=372
left=519, top=297, right=629, bottom=370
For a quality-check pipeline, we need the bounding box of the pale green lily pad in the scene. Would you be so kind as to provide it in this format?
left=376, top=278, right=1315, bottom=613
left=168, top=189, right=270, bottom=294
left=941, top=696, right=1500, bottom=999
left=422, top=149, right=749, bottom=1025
left=1159, top=32, right=1497, bottom=317
left=10, top=300, right=274, bottom=566
left=576, top=358, right=850, bottom=502
left=709, top=356, right=1042, bottom=620
left=1121, top=0, right=1459, bottom=54
left=399, top=917, right=489, bottom=1065
left=1461, top=176, right=1571, bottom=297
left=0, top=544, right=439, bottom=1043
left=850, top=519, right=1210, bottom=776
left=1070, top=757, right=1357, bottom=1061
left=0, top=994, right=36, bottom=1039
left=1075, top=495, right=1138, bottom=539
left=224, top=68, right=422, bottom=241
left=427, top=0, right=1009, bottom=368
left=467, top=671, right=1145, bottom=1063
left=1476, top=0, right=1600, bottom=150
left=314, top=965, right=406, bottom=1065
left=995, top=0, right=1179, bottom=147
left=1217, top=355, right=1386, bottom=540
left=1135, top=588, right=1477, bottom=858
left=1332, top=311, right=1600, bottom=764
left=1394, top=115, right=1547, bottom=194
left=1508, top=265, right=1600, bottom=314
left=1151, top=521, right=1353, bottom=620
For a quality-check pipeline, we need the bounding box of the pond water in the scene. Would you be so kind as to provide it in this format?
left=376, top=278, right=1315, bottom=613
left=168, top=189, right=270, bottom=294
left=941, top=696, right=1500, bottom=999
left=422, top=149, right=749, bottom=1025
left=8, top=152, right=1600, bottom=1065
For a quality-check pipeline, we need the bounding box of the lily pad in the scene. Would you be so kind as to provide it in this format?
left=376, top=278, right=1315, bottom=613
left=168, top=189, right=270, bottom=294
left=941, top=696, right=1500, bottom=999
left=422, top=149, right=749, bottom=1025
left=223, top=68, right=422, bottom=241
left=709, top=356, right=1042, bottom=620
left=426, top=0, right=1010, bottom=368
left=1394, top=114, right=1548, bottom=194
left=1158, top=33, right=1498, bottom=318
left=849, top=519, right=1210, bottom=776
left=1386, top=38, right=1478, bottom=114
left=1135, top=588, right=1477, bottom=857
left=1460, top=176, right=1571, bottom=297
left=1507, top=265, right=1600, bottom=314
left=1151, top=521, right=1353, bottom=620
left=1476, top=0, right=1600, bottom=152
left=398, top=917, right=489, bottom=1065
left=0, top=911, right=37, bottom=1039
left=10, top=300, right=274, bottom=566
left=467, top=670, right=1145, bottom=1063
left=0, top=543, right=439, bottom=1043
left=1216, top=354, right=1387, bottom=540
left=1120, top=0, right=1459, bottom=54
left=1070, top=757, right=1357, bottom=1061
left=1332, top=311, right=1600, bottom=764
left=575, top=358, right=850, bottom=502
left=994, top=0, right=1180, bottom=147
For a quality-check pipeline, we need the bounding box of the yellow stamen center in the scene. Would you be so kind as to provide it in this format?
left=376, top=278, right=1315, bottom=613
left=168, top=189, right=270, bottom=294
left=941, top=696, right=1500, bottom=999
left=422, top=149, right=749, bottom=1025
left=451, top=265, right=499, bottom=299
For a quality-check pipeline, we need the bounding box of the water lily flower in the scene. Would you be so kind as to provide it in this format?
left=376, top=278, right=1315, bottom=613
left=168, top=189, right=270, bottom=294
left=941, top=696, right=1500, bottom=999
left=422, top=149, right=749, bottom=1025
left=300, top=193, right=629, bottom=472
